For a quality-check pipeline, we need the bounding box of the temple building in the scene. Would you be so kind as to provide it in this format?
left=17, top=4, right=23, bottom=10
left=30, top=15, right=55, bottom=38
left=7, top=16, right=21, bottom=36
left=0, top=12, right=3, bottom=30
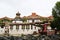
left=0, top=12, right=53, bottom=36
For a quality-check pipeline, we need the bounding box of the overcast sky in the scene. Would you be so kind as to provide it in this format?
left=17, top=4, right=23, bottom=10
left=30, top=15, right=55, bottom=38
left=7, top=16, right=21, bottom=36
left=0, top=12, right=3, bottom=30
left=0, top=0, right=60, bottom=18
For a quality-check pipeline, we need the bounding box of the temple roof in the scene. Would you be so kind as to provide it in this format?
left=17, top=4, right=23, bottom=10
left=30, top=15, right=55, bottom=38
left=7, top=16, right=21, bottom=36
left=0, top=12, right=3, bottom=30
left=13, top=17, right=22, bottom=21
left=0, top=16, right=13, bottom=20
left=25, top=12, right=43, bottom=20
left=13, top=12, right=22, bottom=21
left=0, top=12, right=53, bottom=21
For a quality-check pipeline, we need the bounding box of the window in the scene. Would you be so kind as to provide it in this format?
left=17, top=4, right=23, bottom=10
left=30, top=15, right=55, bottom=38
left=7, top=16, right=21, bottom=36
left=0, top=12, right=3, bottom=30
left=22, top=25, right=25, bottom=29
left=31, top=25, right=33, bottom=29
left=16, top=25, right=19, bottom=30
left=26, top=25, right=29, bottom=29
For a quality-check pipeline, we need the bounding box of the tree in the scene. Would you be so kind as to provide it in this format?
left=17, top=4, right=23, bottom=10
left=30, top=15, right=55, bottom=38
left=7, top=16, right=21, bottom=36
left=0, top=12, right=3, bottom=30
left=22, top=17, right=27, bottom=22
left=50, top=1, right=60, bottom=30
left=0, top=20, right=5, bottom=28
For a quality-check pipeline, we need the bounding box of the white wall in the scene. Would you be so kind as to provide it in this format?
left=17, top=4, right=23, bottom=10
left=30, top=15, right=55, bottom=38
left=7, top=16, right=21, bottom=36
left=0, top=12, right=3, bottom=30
left=34, top=20, right=40, bottom=22
left=27, top=19, right=41, bottom=23
left=12, top=21, right=23, bottom=23
left=9, top=25, right=40, bottom=36
left=0, top=27, right=5, bottom=34
left=16, top=21, right=23, bottom=23
left=27, top=20, right=32, bottom=23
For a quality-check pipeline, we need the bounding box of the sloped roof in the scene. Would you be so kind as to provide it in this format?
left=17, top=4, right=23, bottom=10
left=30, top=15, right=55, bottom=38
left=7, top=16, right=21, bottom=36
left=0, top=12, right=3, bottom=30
left=0, top=16, right=13, bottom=20
left=0, top=12, right=53, bottom=21
left=48, top=16, right=53, bottom=19
left=27, top=12, right=43, bottom=19
left=13, top=12, right=23, bottom=21
left=13, top=17, right=22, bottom=21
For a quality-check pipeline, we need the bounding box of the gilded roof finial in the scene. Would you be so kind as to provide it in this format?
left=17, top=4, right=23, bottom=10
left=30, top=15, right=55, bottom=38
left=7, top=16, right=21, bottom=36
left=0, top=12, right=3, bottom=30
left=16, top=11, right=21, bottom=16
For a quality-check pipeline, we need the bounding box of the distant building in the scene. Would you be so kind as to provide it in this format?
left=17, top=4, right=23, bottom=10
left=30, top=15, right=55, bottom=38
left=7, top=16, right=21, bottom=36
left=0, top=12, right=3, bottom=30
left=0, top=12, right=53, bottom=36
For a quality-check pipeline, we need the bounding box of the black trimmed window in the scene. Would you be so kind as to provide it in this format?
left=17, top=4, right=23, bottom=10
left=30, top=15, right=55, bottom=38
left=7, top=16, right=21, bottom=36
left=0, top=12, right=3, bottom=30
left=26, top=25, right=29, bottom=29
left=22, top=25, right=25, bottom=29
left=16, top=25, right=19, bottom=30
left=31, top=25, right=33, bottom=29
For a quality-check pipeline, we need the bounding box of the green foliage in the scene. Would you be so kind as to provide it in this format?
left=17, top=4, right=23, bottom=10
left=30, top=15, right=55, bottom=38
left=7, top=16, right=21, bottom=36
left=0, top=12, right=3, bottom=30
left=51, top=1, right=60, bottom=30
left=22, top=17, right=27, bottom=22
left=52, top=8, right=57, bottom=18
left=0, top=19, right=12, bottom=27
left=52, top=2, right=60, bottom=18
left=1, top=18, right=12, bottom=23
left=2, top=19, right=11, bottom=22
left=0, top=20, right=3, bottom=23
left=56, top=2, right=60, bottom=9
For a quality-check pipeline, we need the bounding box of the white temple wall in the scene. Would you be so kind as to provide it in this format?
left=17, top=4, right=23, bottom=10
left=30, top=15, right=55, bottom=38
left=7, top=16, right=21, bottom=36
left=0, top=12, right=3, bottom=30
left=0, top=27, right=5, bottom=34
left=16, top=21, right=23, bottom=23
left=12, top=21, right=23, bottom=23
left=9, top=25, right=40, bottom=36
left=27, top=20, right=32, bottom=23
left=27, top=19, right=41, bottom=23
left=34, top=20, right=40, bottom=22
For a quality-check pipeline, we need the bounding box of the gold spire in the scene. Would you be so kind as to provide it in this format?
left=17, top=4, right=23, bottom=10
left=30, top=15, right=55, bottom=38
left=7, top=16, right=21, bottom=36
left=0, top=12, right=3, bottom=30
left=16, top=11, right=21, bottom=17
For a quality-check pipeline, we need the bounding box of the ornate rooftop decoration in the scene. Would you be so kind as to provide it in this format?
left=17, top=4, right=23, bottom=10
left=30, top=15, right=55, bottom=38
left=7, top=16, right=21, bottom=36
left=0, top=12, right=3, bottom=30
left=16, top=11, right=21, bottom=18
left=13, top=11, right=22, bottom=21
